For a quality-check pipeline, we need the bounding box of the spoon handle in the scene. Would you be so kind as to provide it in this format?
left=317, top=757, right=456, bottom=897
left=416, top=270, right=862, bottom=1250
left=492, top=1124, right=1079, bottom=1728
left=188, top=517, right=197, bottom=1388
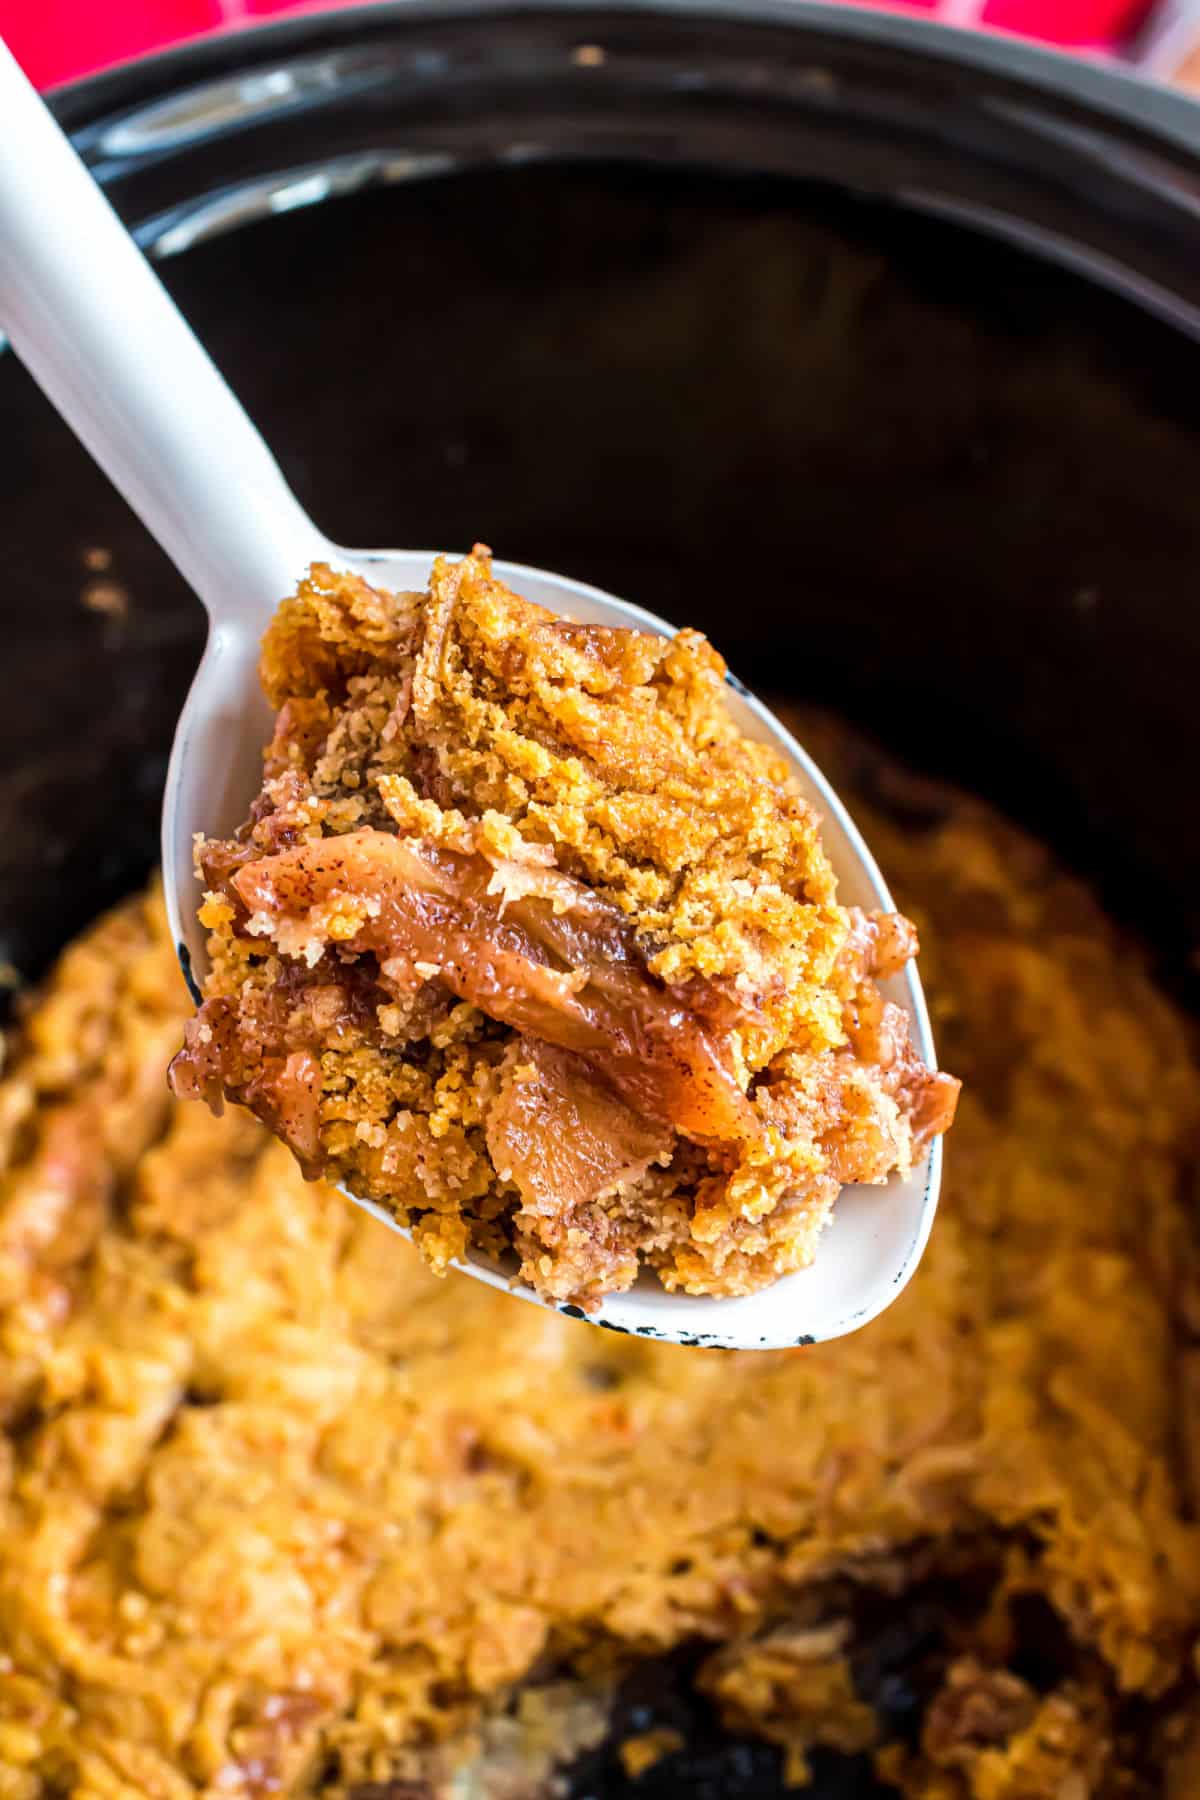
left=0, top=38, right=321, bottom=624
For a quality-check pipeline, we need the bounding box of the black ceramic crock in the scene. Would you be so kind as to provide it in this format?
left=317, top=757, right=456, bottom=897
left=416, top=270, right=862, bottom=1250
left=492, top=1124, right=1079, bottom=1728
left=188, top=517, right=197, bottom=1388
left=3, top=5, right=1200, bottom=1791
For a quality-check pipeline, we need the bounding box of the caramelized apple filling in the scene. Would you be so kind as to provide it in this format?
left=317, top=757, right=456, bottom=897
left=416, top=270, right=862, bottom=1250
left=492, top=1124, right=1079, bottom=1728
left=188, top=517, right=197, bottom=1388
left=229, top=828, right=759, bottom=1143
left=171, top=549, right=958, bottom=1303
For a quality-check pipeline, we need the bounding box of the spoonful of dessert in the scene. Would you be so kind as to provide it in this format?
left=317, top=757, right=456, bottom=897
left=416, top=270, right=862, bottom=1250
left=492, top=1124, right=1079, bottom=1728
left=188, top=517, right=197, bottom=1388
left=0, top=39, right=958, bottom=1349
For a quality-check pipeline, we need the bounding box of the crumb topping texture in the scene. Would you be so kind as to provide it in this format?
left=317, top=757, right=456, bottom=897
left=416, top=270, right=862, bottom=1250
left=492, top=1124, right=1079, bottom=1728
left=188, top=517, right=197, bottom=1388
left=171, top=553, right=957, bottom=1302
left=0, top=727, right=1195, bottom=1794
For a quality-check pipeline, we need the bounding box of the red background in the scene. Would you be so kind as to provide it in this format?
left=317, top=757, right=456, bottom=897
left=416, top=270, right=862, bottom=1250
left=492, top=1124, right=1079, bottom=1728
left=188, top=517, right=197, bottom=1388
left=0, top=0, right=1155, bottom=93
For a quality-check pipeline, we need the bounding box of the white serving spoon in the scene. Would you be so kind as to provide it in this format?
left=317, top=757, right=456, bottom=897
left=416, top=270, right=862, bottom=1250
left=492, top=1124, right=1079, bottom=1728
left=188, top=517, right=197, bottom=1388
left=0, top=39, right=944, bottom=1349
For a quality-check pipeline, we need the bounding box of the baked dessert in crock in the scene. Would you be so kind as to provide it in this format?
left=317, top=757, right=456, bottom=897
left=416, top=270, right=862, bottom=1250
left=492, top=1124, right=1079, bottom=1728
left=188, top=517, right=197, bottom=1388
left=1, top=716, right=1197, bottom=1797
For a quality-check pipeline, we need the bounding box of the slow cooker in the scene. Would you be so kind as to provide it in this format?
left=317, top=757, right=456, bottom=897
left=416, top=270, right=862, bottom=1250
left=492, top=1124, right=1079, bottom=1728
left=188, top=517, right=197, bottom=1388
left=3, top=6, right=1200, bottom=1792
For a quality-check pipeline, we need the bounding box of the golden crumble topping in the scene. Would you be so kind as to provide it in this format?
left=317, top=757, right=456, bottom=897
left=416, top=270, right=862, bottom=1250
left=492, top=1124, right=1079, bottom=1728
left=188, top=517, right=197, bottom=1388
left=0, top=720, right=1197, bottom=1796
left=171, top=552, right=957, bottom=1302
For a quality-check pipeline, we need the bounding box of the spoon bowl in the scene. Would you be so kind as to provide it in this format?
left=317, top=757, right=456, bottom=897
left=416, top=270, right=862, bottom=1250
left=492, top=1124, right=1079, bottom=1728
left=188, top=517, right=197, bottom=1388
left=165, top=541, right=942, bottom=1350
left=0, top=36, right=942, bottom=1349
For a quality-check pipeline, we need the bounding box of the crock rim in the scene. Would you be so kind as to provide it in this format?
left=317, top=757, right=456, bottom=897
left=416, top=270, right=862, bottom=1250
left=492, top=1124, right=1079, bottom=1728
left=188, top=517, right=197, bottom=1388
left=44, top=0, right=1200, bottom=166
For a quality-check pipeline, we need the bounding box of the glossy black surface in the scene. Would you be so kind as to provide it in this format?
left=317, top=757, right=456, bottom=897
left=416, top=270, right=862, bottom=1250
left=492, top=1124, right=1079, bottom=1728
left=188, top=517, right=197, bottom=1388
left=5, top=155, right=1200, bottom=1002
left=3, top=7, right=1200, bottom=1789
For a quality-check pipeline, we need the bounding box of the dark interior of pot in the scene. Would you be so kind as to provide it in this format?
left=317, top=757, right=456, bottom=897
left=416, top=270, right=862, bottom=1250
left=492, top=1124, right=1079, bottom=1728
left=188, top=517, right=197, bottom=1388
left=7, top=156, right=1200, bottom=1005
left=4, top=13, right=1200, bottom=1796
